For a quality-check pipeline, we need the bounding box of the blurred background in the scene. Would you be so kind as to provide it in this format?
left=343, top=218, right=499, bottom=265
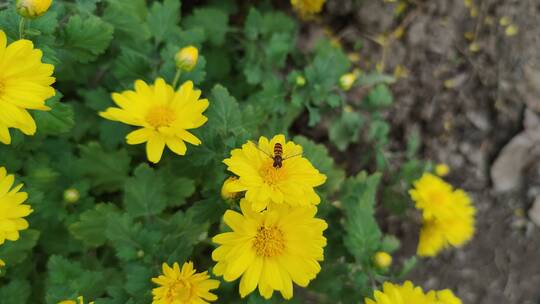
left=297, top=0, right=540, bottom=303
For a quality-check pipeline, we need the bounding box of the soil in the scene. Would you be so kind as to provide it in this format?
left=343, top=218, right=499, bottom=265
left=319, top=0, right=540, bottom=303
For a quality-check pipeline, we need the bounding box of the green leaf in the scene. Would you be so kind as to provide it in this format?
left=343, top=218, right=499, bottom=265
left=123, top=164, right=168, bottom=218
left=329, top=111, right=363, bottom=151
left=77, top=142, right=131, bottom=194
left=0, top=230, right=40, bottom=265
left=206, top=85, right=242, bottom=136
left=0, top=280, right=31, bottom=304
left=380, top=235, right=400, bottom=253
left=183, top=8, right=228, bottom=46
left=342, top=172, right=382, bottom=263
left=147, top=0, right=181, bottom=43
left=397, top=256, right=418, bottom=278
left=63, top=15, right=114, bottom=63
left=45, top=255, right=106, bottom=304
left=69, top=203, right=119, bottom=247
left=364, top=84, right=394, bottom=109
left=34, top=94, right=74, bottom=135
left=103, top=0, right=150, bottom=41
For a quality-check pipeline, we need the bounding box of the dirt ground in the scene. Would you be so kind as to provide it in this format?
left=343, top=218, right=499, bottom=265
left=320, top=0, right=540, bottom=303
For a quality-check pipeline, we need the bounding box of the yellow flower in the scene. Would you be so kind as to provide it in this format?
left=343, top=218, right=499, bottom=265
left=365, top=281, right=462, bottom=304
left=410, top=173, right=476, bottom=257
left=0, top=167, right=33, bottom=245
left=223, top=135, right=326, bottom=211
left=16, top=0, right=53, bottom=18
left=212, top=200, right=327, bottom=299
left=339, top=72, right=358, bottom=91
left=417, top=191, right=475, bottom=257
left=57, top=296, right=94, bottom=304
left=409, top=173, right=455, bottom=219
left=221, top=177, right=241, bottom=201
left=0, top=30, right=55, bottom=145
left=291, top=0, right=326, bottom=19
left=373, top=251, right=392, bottom=268
left=0, top=259, right=5, bottom=267
left=435, top=163, right=450, bottom=177
left=99, top=78, right=209, bottom=163
left=151, top=261, right=220, bottom=304
left=175, top=46, right=199, bottom=72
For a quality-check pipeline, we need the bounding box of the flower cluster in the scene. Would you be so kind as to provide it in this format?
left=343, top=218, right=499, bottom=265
left=291, top=0, right=326, bottom=19
left=365, top=281, right=462, bottom=304
left=410, top=173, right=476, bottom=257
left=212, top=135, right=328, bottom=299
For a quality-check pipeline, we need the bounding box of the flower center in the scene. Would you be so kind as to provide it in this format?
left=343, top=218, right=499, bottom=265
left=166, top=279, right=192, bottom=302
left=146, top=106, right=176, bottom=128
left=259, top=162, right=285, bottom=186
left=253, top=225, right=285, bottom=257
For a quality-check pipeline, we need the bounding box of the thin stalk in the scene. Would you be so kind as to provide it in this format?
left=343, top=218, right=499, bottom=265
left=172, top=69, right=182, bottom=89
left=18, top=17, right=26, bottom=39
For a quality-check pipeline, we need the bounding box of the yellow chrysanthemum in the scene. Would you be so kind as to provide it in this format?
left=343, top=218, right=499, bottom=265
left=223, top=135, right=326, bottom=211
left=212, top=200, right=328, bottom=300
left=0, top=167, right=33, bottom=245
left=16, top=0, right=53, bottom=18
left=57, top=296, right=94, bottom=304
left=417, top=190, right=476, bottom=257
left=99, top=78, right=209, bottom=163
left=291, top=0, right=326, bottom=19
left=151, top=261, right=220, bottom=304
left=365, top=281, right=462, bottom=304
left=410, top=173, right=476, bottom=257
left=221, top=177, right=241, bottom=201
left=409, top=173, right=457, bottom=219
left=0, top=30, right=55, bottom=144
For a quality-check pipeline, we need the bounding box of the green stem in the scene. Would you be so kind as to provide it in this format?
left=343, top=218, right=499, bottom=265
left=172, top=69, right=182, bottom=89
left=18, top=17, right=26, bottom=39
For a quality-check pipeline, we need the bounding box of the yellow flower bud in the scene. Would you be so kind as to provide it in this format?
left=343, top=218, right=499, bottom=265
left=435, top=163, right=450, bottom=177
left=374, top=251, right=392, bottom=268
left=175, top=46, right=199, bottom=72
left=63, top=188, right=80, bottom=204
left=339, top=73, right=358, bottom=91
left=16, top=0, right=53, bottom=19
left=221, top=177, right=241, bottom=200
left=0, top=259, right=5, bottom=267
left=295, top=75, right=306, bottom=87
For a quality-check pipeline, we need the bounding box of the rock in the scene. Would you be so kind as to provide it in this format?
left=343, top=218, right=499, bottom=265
left=529, top=196, right=540, bottom=227
left=490, top=109, right=540, bottom=192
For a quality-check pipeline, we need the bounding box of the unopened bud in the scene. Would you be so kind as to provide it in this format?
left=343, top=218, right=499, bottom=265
left=295, top=75, right=306, bottom=87
left=435, top=163, right=450, bottom=177
left=221, top=177, right=241, bottom=201
left=16, top=0, right=53, bottom=19
left=374, top=251, right=392, bottom=268
left=63, top=188, right=80, bottom=204
left=175, top=45, right=199, bottom=71
left=339, top=73, right=358, bottom=91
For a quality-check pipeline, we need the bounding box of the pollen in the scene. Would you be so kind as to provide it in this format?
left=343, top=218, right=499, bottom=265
left=253, top=225, right=285, bottom=257
left=259, top=162, right=285, bottom=186
left=166, top=280, right=193, bottom=302
left=145, top=105, right=176, bottom=129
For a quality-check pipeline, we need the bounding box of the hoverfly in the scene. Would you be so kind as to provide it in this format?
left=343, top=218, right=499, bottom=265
left=249, top=141, right=302, bottom=168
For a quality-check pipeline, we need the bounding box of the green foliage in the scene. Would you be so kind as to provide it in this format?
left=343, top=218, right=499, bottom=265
left=0, top=0, right=427, bottom=302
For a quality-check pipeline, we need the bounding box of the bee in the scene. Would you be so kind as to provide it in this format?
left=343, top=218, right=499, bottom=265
left=250, top=141, right=302, bottom=168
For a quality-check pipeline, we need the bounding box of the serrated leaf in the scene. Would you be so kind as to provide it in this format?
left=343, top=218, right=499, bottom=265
left=329, top=111, right=363, bottom=151
left=103, top=0, right=150, bottom=41
left=206, top=85, right=242, bottom=136
left=0, top=279, right=31, bottom=304
left=183, top=8, right=228, bottom=46
left=342, top=172, right=382, bottom=263
left=0, top=230, right=40, bottom=265
left=34, top=94, right=74, bottom=135
left=147, top=0, right=181, bottom=42
left=63, top=15, right=114, bottom=63
left=123, top=164, right=167, bottom=218
left=77, top=142, right=131, bottom=193
left=365, top=84, right=394, bottom=108
left=69, top=203, right=118, bottom=247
